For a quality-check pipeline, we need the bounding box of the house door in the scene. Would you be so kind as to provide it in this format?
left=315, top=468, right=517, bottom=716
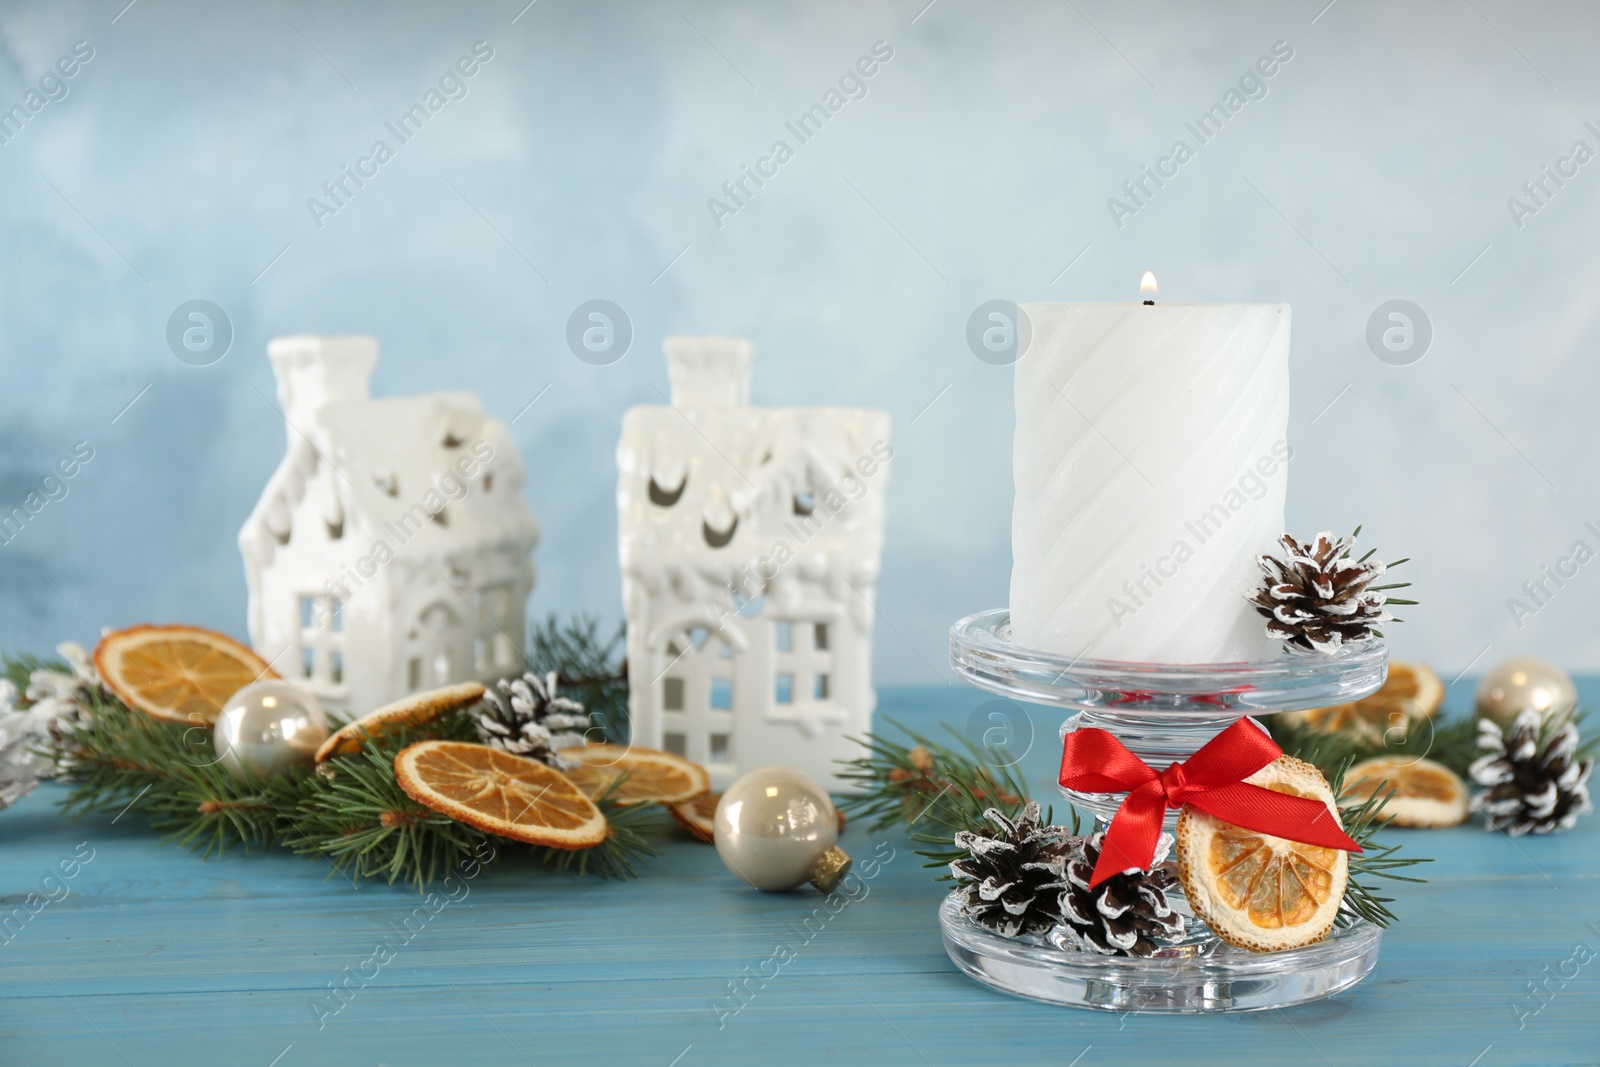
left=406, top=601, right=461, bottom=692
left=655, top=624, right=735, bottom=774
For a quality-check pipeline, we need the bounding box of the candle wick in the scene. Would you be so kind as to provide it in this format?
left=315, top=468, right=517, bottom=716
left=1142, top=299, right=1155, bottom=306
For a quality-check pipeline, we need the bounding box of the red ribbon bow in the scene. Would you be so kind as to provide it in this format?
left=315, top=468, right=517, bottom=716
left=1058, top=718, right=1361, bottom=888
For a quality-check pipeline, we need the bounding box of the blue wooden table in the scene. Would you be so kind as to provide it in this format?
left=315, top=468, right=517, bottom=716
left=3, top=680, right=1597, bottom=1066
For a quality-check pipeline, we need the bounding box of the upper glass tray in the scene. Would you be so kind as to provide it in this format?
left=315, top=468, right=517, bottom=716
left=950, top=609, right=1388, bottom=717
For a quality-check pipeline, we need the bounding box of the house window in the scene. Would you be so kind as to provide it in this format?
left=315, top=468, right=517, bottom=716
left=474, top=638, right=489, bottom=672
left=433, top=651, right=452, bottom=684
left=494, top=635, right=516, bottom=667
left=656, top=626, right=734, bottom=769
left=407, top=657, right=422, bottom=691
left=772, top=618, right=835, bottom=704
left=297, top=593, right=344, bottom=689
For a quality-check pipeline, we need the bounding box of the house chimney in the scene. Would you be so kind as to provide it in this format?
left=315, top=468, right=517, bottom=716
left=267, top=335, right=377, bottom=444
left=665, top=335, right=753, bottom=408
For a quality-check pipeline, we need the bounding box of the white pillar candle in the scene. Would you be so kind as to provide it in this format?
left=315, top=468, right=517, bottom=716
left=1009, top=297, right=1291, bottom=664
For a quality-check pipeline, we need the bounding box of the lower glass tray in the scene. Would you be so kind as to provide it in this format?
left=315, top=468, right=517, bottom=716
left=938, top=893, right=1381, bottom=1014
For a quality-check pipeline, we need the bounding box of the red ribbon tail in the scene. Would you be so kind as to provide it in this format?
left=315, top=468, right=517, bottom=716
left=1190, top=783, right=1363, bottom=853
left=1089, top=779, right=1167, bottom=888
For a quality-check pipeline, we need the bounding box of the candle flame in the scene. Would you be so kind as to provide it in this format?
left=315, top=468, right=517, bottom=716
left=1139, top=271, right=1158, bottom=296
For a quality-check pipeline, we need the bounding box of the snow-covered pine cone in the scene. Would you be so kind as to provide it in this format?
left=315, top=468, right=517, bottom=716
left=473, top=671, right=592, bottom=769
left=1469, top=710, right=1593, bottom=836
left=949, top=802, right=1074, bottom=939
left=1, top=641, right=102, bottom=808
left=1059, top=831, right=1185, bottom=957
left=1251, top=531, right=1393, bottom=653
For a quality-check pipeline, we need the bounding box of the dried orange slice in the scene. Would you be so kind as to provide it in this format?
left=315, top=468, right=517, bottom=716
left=314, top=682, right=485, bottom=762
left=393, top=740, right=605, bottom=848
left=1281, top=661, right=1443, bottom=739
left=1345, top=755, right=1468, bottom=828
left=667, top=791, right=719, bottom=842
left=669, top=790, right=845, bottom=842
left=665, top=793, right=844, bottom=844
left=1176, top=755, right=1348, bottom=953
left=95, top=624, right=277, bottom=724
left=561, top=744, right=710, bottom=805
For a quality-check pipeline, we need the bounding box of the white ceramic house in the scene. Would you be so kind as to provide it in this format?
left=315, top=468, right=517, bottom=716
left=617, top=336, right=892, bottom=790
left=239, top=335, right=539, bottom=722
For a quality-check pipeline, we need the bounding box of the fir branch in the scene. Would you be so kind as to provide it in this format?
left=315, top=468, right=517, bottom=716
left=3, top=652, right=66, bottom=699
left=285, top=728, right=494, bottom=890
left=54, top=687, right=297, bottom=856
left=52, top=680, right=661, bottom=890
left=526, top=614, right=628, bottom=744
left=836, top=719, right=1074, bottom=881
left=837, top=718, right=1033, bottom=838
left=1266, top=710, right=1480, bottom=779
left=1328, top=757, right=1430, bottom=929
left=536, top=780, right=664, bottom=879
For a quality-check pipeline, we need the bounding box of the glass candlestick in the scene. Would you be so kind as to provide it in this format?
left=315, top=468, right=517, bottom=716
left=940, top=609, right=1389, bottom=1013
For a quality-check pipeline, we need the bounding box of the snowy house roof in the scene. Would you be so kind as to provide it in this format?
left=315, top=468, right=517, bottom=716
left=617, top=337, right=890, bottom=599
left=240, top=335, right=538, bottom=571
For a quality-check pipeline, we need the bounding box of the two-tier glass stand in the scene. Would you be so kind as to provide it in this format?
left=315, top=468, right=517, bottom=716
left=940, top=609, right=1390, bottom=1013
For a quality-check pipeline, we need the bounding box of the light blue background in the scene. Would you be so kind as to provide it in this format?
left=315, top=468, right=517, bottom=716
left=0, top=0, right=1595, bottom=684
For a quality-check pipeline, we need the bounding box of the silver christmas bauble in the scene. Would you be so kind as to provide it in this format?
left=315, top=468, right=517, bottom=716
left=213, top=680, right=329, bottom=780
left=714, top=766, right=851, bottom=893
left=1475, top=656, right=1577, bottom=728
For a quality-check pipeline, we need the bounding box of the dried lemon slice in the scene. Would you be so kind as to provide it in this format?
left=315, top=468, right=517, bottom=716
left=1175, top=755, right=1348, bottom=953
left=95, top=624, right=277, bottom=724
left=1345, top=755, right=1468, bottom=828
left=561, top=744, right=710, bottom=806
left=394, top=740, right=606, bottom=848
left=314, top=682, right=485, bottom=762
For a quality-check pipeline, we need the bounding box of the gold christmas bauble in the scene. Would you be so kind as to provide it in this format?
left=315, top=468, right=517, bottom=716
left=713, top=766, right=851, bottom=893
left=1474, top=657, right=1577, bottom=728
